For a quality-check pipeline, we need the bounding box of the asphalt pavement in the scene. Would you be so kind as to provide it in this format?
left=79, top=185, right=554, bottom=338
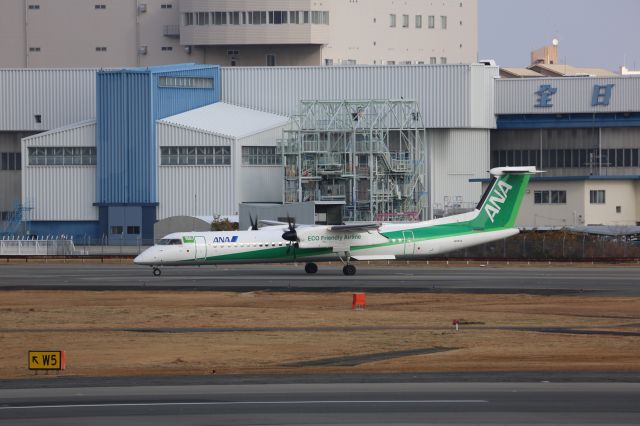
left=1, top=381, right=639, bottom=425
left=0, top=263, right=639, bottom=295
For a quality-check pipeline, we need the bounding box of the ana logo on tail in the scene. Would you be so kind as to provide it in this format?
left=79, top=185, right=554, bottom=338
left=484, top=180, right=513, bottom=223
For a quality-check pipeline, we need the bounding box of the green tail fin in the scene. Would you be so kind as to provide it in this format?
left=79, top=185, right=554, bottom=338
left=471, top=168, right=533, bottom=230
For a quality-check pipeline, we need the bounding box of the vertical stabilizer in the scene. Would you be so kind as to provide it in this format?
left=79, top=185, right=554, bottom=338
left=470, top=167, right=535, bottom=230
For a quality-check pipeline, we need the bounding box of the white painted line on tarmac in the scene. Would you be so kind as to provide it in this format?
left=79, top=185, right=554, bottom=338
left=1, top=399, right=488, bottom=410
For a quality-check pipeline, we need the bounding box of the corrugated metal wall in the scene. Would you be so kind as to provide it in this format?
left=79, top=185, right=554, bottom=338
left=427, top=128, right=490, bottom=209
left=495, top=76, right=640, bottom=115
left=469, top=65, right=499, bottom=128
left=0, top=69, right=97, bottom=131
left=21, top=121, right=98, bottom=221
left=96, top=71, right=152, bottom=205
left=156, top=121, right=287, bottom=219
left=237, top=126, right=286, bottom=204
left=156, top=122, right=236, bottom=219
left=221, top=65, right=497, bottom=129
left=96, top=65, right=219, bottom=205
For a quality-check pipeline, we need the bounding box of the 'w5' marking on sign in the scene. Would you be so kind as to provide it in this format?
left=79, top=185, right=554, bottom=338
left=484, top=180, right=513, bottom=223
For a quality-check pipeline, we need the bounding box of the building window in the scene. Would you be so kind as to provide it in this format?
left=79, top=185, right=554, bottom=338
left=324, top=59, right=334, bottom=66
left=230, top=11, right=240, bottom=25
left=242, top=146, right=281, bottom=166
left=160, top=146, right=231, bottom=166
left=428, top=15, right=435, bottom=28
left=184, top=13, right=193, bottom=26
left=161, top=4, right=173, bottom=9
left=616, top=206, right=622, bottom=213
left=111, top=226, right=123, bottom=235
left=95, top=47, right=107, bottom=52
left=389, top=14, right=396, bottom=27
left=161, top=46, right=173, bottom=51
left=28, top=4, right=40, bottom=9
left=1, top=152, right=21, bottom=171
left=127, top=226, right=140, bottom=235
left=402, top=14, right=409, bottom=28
left=590, top=190, right=606, bottom=204
left=29, top=47, right=41, bottom=52
left=196, top=12, right=209, bottom=25
left=290, top=11, right=299, bottom=24
left=28, top=147, right=96, bottom=166
left=415, top=15, right=422, bottom=28
left=158, top=76, right=214, bottom=88
left=441, top=15, right=447, bottom=29
left=94, top=4, right=106, bottom=9
left=266, top=54, right=276, bottom=66
left=269, top=11, right=288, bottom=24
left=1, top=212, right=11, bottom=221
left=534, top=190, right=566, bottom=204
left=213, top=11, right=227, bottom=25
left=430, top=57, right=437, bottom=64
left=440, top=57, right=447, bottom=64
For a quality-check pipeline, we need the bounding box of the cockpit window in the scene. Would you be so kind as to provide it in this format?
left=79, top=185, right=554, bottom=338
left=158, top=238, right=183, bottom=245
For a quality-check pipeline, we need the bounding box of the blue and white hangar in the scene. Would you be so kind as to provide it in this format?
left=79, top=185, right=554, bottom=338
left=1, top=63, right=639, bottom=241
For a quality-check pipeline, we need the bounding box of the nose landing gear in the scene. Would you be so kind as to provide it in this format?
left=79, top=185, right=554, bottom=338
left=152, top=267, right=162, bottom=276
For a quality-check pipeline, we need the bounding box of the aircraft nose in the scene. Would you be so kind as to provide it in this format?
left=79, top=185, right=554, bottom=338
left=134, top=250, right=153, bottom=265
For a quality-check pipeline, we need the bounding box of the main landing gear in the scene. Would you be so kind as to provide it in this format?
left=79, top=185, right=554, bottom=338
left=340, top=251, right=357, bottom=276
left=152, top=267, right=162, bottom=276
left=342, top=264, right=356, bottom=276
left=304, top=262, right=318, bottom=274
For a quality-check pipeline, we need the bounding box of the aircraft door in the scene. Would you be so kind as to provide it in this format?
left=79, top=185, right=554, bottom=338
left=195, top=236, right=207, bottom=261
left=402, top=231, right=415, bottom=256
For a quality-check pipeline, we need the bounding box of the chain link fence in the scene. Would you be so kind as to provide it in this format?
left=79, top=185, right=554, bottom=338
left=445, top=231, right=640, bottom=260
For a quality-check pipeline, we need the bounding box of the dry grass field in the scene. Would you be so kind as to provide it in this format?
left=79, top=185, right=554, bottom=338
left=1, top=290, right=639, bottom=379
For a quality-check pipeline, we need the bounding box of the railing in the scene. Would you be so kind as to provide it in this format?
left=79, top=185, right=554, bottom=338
left=0, top=237, right=77, bottom=256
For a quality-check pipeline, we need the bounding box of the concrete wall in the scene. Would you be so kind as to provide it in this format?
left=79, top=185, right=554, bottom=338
left=515, top=180, right=586, bottom=228
left=584, top=180, right=637, bottom=226
left=0, top=0, right=477, bottom=68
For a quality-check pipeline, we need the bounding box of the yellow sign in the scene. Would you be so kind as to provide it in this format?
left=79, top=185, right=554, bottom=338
left=28, top=351, right=65, bottom=370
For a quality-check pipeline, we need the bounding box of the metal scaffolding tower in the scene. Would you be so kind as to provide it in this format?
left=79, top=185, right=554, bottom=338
left=280, top=99, right=426, bottom=222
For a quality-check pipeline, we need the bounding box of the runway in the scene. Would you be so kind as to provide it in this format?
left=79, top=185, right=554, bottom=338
left=1, top=263, right=639, bottom=295
left=1, top=381, right=639, bottom=425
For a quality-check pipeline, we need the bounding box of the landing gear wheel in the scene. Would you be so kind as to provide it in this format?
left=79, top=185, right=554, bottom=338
left=342, top=264, right=356, bottom=276
left=305, top=262, right=318, bottom=274
left=153, top=267, right=161, bottom=277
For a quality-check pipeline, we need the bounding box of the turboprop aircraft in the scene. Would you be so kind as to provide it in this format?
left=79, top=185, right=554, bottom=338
left=134, top=166, right=537, bottom=276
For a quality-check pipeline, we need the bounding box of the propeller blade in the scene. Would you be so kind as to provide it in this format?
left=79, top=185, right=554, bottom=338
left=249, top=214, right=258, bottom=231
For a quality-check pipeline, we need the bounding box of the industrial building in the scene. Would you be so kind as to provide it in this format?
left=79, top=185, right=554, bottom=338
left=0, top=0, right=477, bottom=68
left=1, top=62, right=640, bottom=241
left=489, top=75, right=640, bottom=227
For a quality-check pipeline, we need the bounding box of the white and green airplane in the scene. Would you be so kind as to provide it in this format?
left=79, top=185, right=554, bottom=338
left=135, top=166, right=536, bottom=276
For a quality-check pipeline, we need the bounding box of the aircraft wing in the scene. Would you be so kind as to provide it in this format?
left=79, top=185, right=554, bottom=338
left=258, top=220, right=288, bottom=227
left=327, top=223, right=381, bottom=232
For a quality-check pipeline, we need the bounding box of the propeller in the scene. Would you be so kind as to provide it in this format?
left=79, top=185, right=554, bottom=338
left=249, top=214, right=259, bottom=231
left=281, top=215, right=298, bottom=260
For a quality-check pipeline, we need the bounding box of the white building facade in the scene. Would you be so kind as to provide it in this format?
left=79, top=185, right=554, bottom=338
left=0, top=0, right=477, bottom=68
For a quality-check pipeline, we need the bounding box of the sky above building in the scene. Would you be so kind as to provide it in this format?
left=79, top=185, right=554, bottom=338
left=479, top=0, right=640, bottom=71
